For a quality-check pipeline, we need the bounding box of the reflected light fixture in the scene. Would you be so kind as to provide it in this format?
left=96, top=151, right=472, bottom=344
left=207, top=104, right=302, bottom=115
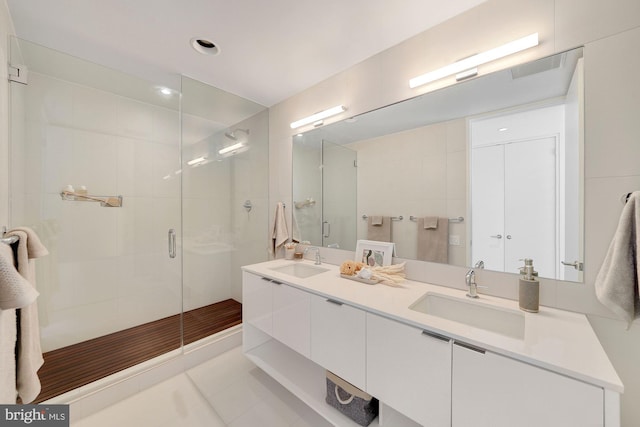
left=219, top=142, right=244, bottom=155
left=187, top=156, right=207, bottom=166
left=409, top=33, right=539, bottom=89
left=290, top=105, right=346, bottom=129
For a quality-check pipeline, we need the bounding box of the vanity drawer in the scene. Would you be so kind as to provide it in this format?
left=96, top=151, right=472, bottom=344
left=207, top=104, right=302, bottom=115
left=366, top=313, right=451, bottom=426
left=310, top=294, right=366, bottom=390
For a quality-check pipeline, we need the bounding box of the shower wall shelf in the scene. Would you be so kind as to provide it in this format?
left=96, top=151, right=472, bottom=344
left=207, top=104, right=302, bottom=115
left=60, top=191, right=123, bottom=207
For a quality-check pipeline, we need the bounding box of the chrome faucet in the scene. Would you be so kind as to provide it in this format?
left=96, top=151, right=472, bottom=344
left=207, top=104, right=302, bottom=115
left=466, top=260, right=485, bottom=299
left=304, top=246, right=322, bottom=265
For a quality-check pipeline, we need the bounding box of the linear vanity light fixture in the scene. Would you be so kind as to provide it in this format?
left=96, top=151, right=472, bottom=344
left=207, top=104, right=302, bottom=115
left=290, top=105, right=346, bottom=129
left=409, top=33, right=539, bottom=89
left=218, top=142, right=244, bottom=155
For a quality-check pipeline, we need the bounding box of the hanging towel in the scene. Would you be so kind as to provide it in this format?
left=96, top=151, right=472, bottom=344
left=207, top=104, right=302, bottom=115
left=367, top=216, right=391, bottom=242
left=422, top=216, right=438, bottom=229
left=270, top=202, right=289, bottom=256
left=6, top=227, right=48, bottom=404
left=0, top=308, right=16, bottom=403
left=0, top=243, right=36, bottom=404
left=417, top=217, right=449, bottom=263
left=595, top=192, right=640, bottom=327
left=0, top=244, right=38, bottom=310
left=370, top=216, right=383, bottom=226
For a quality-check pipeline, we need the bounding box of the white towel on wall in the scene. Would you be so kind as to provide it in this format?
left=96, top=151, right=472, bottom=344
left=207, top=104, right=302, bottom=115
left=595, top=191, right=640, bottom=327
left=270, top=202, right=289, bottom=256
left=6, top=227, right=49, bottom=403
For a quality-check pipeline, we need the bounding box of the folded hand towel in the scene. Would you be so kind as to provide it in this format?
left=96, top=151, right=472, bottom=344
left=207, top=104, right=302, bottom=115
left=6, top=227, right=48, bottom=403
left=595, top=191, right=640, bottom=327
left=423, top=216, right=438, bottom=229
left=370, top=216, right=383, bottom=226
left=367, top=216, right=391, bottom=242
left=270, top=202, right=289, bottom=256
left=417, top=217, right=449, bottom=263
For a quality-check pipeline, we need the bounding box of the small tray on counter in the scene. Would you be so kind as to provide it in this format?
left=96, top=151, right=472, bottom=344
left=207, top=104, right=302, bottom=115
left=340, top=274, right=379, bottom=285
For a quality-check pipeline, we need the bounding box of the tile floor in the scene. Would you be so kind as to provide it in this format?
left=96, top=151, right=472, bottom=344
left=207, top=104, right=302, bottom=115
left=72, top=347, right=331, bottom=427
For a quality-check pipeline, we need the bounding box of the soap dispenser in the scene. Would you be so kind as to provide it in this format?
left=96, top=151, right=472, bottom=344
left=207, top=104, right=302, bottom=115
left=518, top=258, right=539, bottom=313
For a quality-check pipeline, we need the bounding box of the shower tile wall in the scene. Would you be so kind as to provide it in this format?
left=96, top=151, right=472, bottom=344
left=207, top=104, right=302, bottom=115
left=181, top=110, right=270, bottom=310
left=12, top=71, right=182, bottom=352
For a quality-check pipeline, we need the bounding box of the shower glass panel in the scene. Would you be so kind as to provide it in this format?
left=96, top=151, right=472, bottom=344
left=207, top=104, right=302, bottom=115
left=180, top=77, right=268, bottom=344
left=291, top=138, right=356, bottom=249
left=9, top=38, right=182, bottom=400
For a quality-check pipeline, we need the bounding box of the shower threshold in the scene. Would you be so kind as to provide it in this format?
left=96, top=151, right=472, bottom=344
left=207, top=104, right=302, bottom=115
left=34, top=299, right=242, bottom=403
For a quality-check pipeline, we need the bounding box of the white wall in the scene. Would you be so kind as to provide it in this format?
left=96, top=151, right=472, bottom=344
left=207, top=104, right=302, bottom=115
left=269, top=0, right=640, bottom=424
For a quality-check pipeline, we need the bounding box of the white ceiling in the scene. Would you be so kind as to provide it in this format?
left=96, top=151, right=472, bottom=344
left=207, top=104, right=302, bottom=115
left=7, top=0, right=486, bottom=106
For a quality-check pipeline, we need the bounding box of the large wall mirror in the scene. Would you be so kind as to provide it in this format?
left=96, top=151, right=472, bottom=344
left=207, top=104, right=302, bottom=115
left=293, top=47, right=584, bottom=282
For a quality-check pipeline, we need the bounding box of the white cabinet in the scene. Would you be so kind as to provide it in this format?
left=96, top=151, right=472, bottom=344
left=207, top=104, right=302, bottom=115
left=310, top=294, right=366, bottom=390
left=366, top=313, right=452, bottom=426
left=272, top=281, right=311, bottom=358
left=452, top=342, right=604, bottom=427
left=242, top=271, right=272, bottom=335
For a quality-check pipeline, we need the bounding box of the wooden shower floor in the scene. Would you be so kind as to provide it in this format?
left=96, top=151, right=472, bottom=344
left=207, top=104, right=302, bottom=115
left=34, top=299, right=242, bottom=403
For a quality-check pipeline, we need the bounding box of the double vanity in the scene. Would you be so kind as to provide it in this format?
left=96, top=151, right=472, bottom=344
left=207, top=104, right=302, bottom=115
left=242, top=259, right=622, bottom=426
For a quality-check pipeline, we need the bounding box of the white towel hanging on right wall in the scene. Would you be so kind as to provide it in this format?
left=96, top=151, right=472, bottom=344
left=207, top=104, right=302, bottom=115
left=595, top=191, right=640, bottom=328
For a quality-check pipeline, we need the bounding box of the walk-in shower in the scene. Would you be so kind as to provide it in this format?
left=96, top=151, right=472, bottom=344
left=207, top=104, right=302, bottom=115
left=8, top=37, right=269, bottom=401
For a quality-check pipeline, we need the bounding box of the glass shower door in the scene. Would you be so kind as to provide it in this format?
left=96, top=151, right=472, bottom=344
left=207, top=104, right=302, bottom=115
left=9, top=37, right=183, bottom=400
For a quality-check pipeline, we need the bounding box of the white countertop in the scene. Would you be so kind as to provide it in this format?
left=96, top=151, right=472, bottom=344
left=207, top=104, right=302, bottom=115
left=243, top=259, right=623, bottom=393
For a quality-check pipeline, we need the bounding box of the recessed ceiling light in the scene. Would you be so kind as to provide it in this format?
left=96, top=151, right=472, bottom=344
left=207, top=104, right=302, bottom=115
left=159, top=87, right=172, bottom=96
left=498, top=127, right=508, bottom=132
left=190, top=37, right=220, bottom=55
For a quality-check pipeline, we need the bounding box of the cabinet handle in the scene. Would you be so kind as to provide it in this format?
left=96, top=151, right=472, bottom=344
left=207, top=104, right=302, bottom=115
left=454, top=341, right=486, bottom=354
left=421, top=330, right=451, bottom=343
left=490, top=234, right=502, bottom=239
left=272, top=280, right=283, bottom=285
left=326, top=299, right=343, bottom=306
left=261, top=277, right=272, bottom=283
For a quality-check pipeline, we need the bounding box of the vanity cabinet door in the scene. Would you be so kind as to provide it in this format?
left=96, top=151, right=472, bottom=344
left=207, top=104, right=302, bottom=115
left=452, top=342, right=604, bottom=427
left=310, top=294, right=366, bottom=390
left=366, top=313, right=451, bottom=426
left=272, top=282, right=311, bottom=358
left=242, top=272, right=272, bottom=335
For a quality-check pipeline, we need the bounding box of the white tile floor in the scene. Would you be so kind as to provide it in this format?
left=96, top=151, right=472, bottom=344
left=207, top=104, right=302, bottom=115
left=72, top=347, right=331, bottom=427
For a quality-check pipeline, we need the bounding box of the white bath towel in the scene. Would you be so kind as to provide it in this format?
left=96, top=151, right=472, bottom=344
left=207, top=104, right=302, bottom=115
left=0, top=244, right=38, bottom=310
left=0, top=308, right=17, bottom=403
left=270, top=202, right=289, bottom=256
left=595, top=191, right=640, bottom=327
left=6, top=227, right=48, bottom=403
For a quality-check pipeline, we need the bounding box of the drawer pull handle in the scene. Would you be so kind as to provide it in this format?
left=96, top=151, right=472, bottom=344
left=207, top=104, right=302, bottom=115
left=454, top=341, right=486, bottom=354
left=326, top=299, right=343, bottom=306
left=272, top=280, right=283, bottom=285
left=261, top=277, right=272, bottom=283
left=421, top=330, right=451, bottom=342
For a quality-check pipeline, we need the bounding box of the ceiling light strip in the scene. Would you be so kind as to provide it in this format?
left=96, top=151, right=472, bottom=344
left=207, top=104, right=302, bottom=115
left=409, top=33, right=539, bottom=89
left=290, top=105, right=347, bottom=129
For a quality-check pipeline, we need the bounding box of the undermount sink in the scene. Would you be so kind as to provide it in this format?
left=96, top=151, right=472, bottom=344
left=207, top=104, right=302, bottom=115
left=270, top=263, right=329, bottom=279
left=409, top=292, right=525, bottom=339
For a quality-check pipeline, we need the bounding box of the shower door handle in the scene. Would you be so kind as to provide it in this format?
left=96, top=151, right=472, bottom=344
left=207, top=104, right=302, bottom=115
left=168, top=229, right=176, bottom=258
left=323, top=221, right=330, bottom=238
